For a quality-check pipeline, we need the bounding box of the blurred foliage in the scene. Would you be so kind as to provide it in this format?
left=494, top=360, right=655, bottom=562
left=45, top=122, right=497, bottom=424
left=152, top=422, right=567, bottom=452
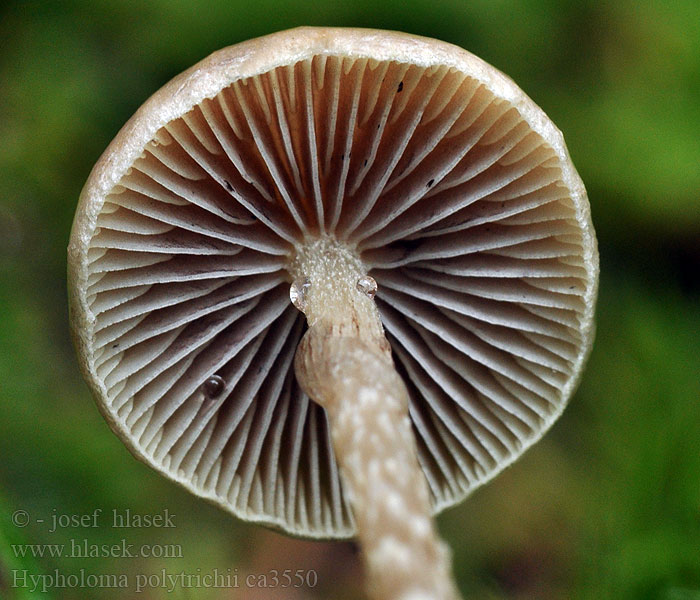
left=0, top=0, right=698, bottom=599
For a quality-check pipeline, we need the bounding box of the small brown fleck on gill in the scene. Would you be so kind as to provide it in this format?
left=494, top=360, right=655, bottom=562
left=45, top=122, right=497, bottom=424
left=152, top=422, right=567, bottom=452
left=203, top=375, right=226, bottom=399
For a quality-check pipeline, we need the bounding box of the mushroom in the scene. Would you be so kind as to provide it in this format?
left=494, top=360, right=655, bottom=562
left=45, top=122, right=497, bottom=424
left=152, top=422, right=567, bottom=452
left=68, top=27, right=598, bottom=600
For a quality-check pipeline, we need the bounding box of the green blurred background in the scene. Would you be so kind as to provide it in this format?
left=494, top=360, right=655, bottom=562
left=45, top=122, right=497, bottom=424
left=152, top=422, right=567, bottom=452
left=1, top=1, right=698, bottom=598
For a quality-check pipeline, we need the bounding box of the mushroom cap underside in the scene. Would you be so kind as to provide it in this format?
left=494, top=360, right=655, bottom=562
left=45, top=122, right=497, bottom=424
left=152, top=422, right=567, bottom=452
left=68, top=27, right=598, bottom=539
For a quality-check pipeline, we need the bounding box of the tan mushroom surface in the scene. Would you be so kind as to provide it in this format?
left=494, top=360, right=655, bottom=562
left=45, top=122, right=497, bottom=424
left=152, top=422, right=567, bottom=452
left=69, top=27, right=598, bottom=540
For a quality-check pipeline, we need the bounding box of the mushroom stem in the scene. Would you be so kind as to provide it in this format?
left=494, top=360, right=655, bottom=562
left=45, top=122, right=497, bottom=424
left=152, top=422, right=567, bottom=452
left=293, top=238, right=460, bottom=600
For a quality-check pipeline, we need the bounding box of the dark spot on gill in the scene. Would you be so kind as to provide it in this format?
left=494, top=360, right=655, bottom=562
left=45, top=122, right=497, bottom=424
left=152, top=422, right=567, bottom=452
left=427, top=179, right=435, bottom=188
left=224, top=180, right=234, bottom=193
left=203, top=375, right=225, bottom=399
left=397, top=81, right=404, bottom=93
left=386, top=237, right=423, bottom=262
left=363, top=159, right=368, bottom=167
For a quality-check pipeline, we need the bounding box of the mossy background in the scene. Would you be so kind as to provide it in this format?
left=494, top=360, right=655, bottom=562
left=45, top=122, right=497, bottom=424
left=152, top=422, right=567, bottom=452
left=1, top=1, right=698, bottom=598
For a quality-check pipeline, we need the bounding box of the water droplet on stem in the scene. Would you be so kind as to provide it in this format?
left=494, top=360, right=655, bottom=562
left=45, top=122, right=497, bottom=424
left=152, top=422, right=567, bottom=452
left=290, top=278, right=311, bottom=312
left=356, top=276, right=378, bottom=299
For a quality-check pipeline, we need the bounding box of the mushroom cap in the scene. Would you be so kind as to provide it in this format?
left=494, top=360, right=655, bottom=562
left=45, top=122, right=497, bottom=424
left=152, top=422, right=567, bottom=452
left=68, top=27, right=598, bottom=539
